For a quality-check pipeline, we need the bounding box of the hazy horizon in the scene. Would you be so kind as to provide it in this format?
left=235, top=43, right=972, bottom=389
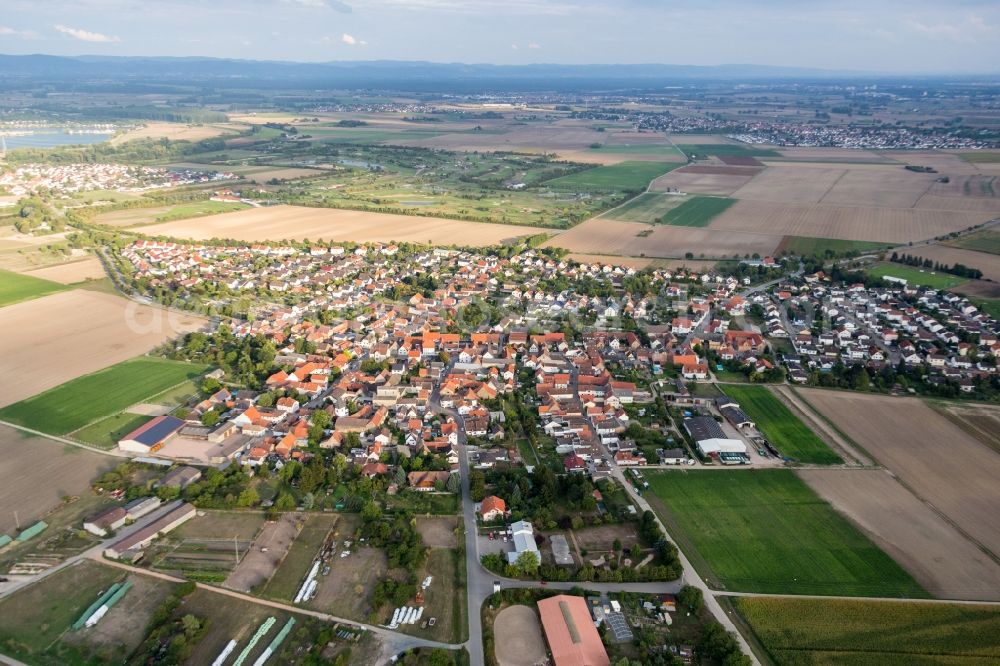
left=1, top=0, right=999, bottom=75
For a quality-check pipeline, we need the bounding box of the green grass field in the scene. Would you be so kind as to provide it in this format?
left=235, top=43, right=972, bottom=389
left=722, top=385, right=842, bottom=464
left=658, top=196, right=735, bottom=227
left=0, top=357, right=209, bottom=435
left=154, top=200, right=250, bottom=223
left=959, top=151, right=1000, bottom=164
left=734, top=597, right=1000, bottom=665
left=975, top=299, right=1000, bottom=321
left=646, top=470, right=926, bottom=597
left=264, top=514, right=338, bottom=601
left=0, top=268, right=69, bottom=307
left=946, top=229, right=1000, bottom=255
left=0, top=559, right=126, bottom=663
left=604, top=192, right=686, bottom=222
left=71, top=412, right=152, bottom=450
left=778, top=236, right=890, bottom=258
left=869, top=263, right=969, bottom=289
left=676, top=143, right=780, bottom=158
left=546, top=161, right=679, bottom=192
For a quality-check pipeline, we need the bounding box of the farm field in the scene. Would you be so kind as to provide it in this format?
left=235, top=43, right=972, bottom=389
left=915, top=194, right=1000, bottom=213
left=96, top=200, right=250, bottom=227
left=392, top=548, right=467, bottom=644
left=71, top=412, right=152, bottom=450
left=943, top=229, right=1000, bottom=254
left=546, top=216, right=780, bottom=259
left=931, top=401, right=1000, bottom=455
left=658, top=196, right=735, bottom=227
left=645, top=469, right=926, bottom=597
left=818, top=168, right=936, bottom=207
left=546, top=160, right=679, bottom=192
left=893, top=243, right=1000, bottom=282
left=111, top=121, right=243, bottom=144
left=734, top=597, right=1000, bottom=666
left=565, top=253, right=654, bottom=269
left=722, top=385, right=842, bottom=464
left=17, top=257, right=107, bottom=284
left=0, top=424, right=117, bottom=535
left=602, top=192, right=686, bottom=223
left=649, top=166, right=758, bottom=195
left=799, top=469, right=1000, bottom=600
left=225, top=513, right=303, bottom=593
left=960, top=151, right=1000, bottom=164
left=797, top=389, right=1000, bottom=557
left=586, top=143, right=685, bottom=161
left=709, top=199, right=986, bottom=244
left=770, top=146, right=892, bottom=163
left=0, top=267, right=68, bottom=307
left=0, top=357, right=209, bottom=435
left=0, top=290, right=207, bottom=407
left=868, top=263, right=969, bottom=288
left=134, top=204, right=552, bottom=246
left=677, top=143, right=780, bottom=158
left=775, top=235, right=889, bottom=257
left=730, top=166, right=846, bottom=204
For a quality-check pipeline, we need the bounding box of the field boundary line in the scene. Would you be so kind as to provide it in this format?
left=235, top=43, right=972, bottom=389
left=788, top=387, right=878, bottom=465
left=771, top=385, right=870, bottom=466
left=717, top=591, right=1000, bottom=606
left=0, top=418, right=130, bottom=458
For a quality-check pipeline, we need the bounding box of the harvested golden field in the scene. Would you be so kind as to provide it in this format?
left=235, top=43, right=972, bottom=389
left=95, top=206, right=173, bottom=227
left=111, top=122, right=242, bottom=144
left=709, top=199, right=985, bottom=243
left=547, top=217, right=779, bottom=259
left=231, top=167, right=327, bottom=183
left=771, top=147, right=891, bottom=163
left=896, top=244, right=1000, bottom=282
left=134, top=204, right=550, bottom=246
left=931, top=401, right=1000, bottom=456
left=799, top=469, right=1000, bottom=600
left=885, top=150, right=983, bottom=174
left=819, top=169, right=936, bottom=208
left=650, top=169, right=756, bottom=196
left=798, top=389, right=1000, bottom=558
left=732, top=166, right=845, bottom=204
left=914, top=194, right=1000, bottom=213
left=0, top=424, right=117, bottom=534
left=0, top=290, right=206, bottom=407
left=666, top=134, right=737, bottom=144
left=18, top=257, right=106, bottom=284
left=566, top=253, right=653, bottom=269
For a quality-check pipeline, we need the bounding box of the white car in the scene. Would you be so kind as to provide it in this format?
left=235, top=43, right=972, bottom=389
left=341, top=550, right=351, bottom=558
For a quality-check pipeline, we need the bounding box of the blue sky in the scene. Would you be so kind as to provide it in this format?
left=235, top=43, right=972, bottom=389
left=1, top=0, right=998, bottom=73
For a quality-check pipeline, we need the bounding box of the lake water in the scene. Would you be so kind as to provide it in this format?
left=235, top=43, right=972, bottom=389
left=2, top=128, right=114, bottom=150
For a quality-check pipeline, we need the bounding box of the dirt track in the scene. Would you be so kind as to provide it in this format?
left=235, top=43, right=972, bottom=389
left=493, top=605, right=547, bottom=666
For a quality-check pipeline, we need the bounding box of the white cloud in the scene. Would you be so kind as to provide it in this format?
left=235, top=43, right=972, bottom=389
left=510, top=43, right=519, bottom=50
left=528, top=42, right=540, bottom=48
left=341, top=32, right=366, bottom=45
left=0, top=25, right=39, bottom=38
left=54, top=24, right=119, bottom=42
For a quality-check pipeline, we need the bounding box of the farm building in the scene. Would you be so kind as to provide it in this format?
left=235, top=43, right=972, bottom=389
left=118, top=415, right=185, bottom=454
left=537, top=594, right=610, bottom=666
left=124, top=496, right=162, bottom=521
left=657, top=447, right=688, bottom=465
left=479, top=495, right=507, bottom=521
left=158, top=465, right=202, bottom=488
left=103, top=501, right=195, bottom=560
left=507, top=520, right=541, bottom=565
left=83, top=506, right=127, bottom=537
left=716, top=397, right=755, bottom=430
left=683, top=416, right=748, bottom=462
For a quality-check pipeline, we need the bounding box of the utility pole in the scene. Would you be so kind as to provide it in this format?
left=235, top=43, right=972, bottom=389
left=234, top=534, right=239, bottom=565
left=14, top=510, right=20, bottom=530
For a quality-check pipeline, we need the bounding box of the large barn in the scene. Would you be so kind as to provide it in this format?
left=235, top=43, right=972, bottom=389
left=537, top=594, right=610, bottom=666
left=118, top=415, right=185, bottom=454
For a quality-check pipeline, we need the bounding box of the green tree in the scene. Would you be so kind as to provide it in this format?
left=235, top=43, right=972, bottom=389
left=236, top=486, right=259, bottom=508
left=201, top=410, right=220, bottom=427
left=678, top=584, right=704, bottom=612
left=515, top=550, right=539, bottom=576
left=274, top=491, right=296, bottom=511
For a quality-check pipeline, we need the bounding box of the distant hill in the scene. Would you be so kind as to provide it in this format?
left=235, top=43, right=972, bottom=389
left=0, top=54, right=898, bottom=93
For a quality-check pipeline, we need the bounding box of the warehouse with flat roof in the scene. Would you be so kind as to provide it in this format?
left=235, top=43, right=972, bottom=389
left=537, top=594, right=610, bottom=666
